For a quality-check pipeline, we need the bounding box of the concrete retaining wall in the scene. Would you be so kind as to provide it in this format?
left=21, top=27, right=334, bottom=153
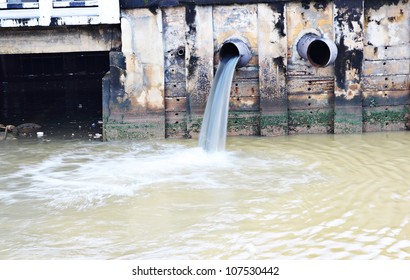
left=104, top=0, right=409, bottom=140
left=2, top=1, right=408, bottom=140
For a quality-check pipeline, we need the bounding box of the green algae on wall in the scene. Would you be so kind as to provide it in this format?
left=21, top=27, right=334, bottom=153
left=228, top=111, right=260, bottom=135
left=289, top=109, right=334, bottom=133
left=363, top=106, right=410, bottom=131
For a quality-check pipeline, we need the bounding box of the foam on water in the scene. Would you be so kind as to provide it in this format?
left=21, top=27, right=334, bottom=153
left=1, top=143, right=230, bottom=209
left=0, top=140, right=324, bottom=211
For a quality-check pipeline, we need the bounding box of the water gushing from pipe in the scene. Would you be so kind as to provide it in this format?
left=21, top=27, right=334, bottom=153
left=198, top=54, right=240, bottom=152
left=198, top=39, right=251, bottom=152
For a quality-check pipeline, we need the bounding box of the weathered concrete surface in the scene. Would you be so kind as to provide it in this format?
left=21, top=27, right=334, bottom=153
left=0, top=25, right=121, bottom=54
left=162, top=6, right=188, bottom=138
left=213, top=4, right=260, bottom=136
left=258, top=3, right=288, bottom=136
left=185, top=5, right=214, bottom=138
left=104, top=9, right=165, bottom=140
left=286, top=1, right=334, bottom=70
left=106, top=0, right=410, bottom=138
left=333, top=0, right=365, bottom=133
left=286, top=1, right=335, bottom=134
left=121, top=9, right=165, bottom=113
left=362, top=0, right=410, bottom=132
left=120, top=0, right=294, bottom=8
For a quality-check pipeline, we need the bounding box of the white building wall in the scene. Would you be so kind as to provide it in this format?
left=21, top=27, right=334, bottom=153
left=0, top=0, right=120, bottom=27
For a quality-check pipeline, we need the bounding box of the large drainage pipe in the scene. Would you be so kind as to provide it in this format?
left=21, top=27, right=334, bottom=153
left=297, top=33, right=338, bottom=67
left=219, top=38, right=252, bottom=68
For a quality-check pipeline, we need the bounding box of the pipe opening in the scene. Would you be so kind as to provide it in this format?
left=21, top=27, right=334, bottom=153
left=220, top=42, right=240, bottom=58
left=177, top=48, right=185, bottom=57
left=307, top=40, right=331, bottom=67
left=297, top=33, right=337, bottom=67
left=219, top=38, right=251, bottom=68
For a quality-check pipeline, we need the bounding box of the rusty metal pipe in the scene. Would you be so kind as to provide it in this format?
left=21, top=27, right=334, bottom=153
left=297, top=33, right=338, bottom=67
left=219, top=38, right=252, bottom=68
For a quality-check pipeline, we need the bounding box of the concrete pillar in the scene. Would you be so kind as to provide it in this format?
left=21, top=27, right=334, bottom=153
left=102, top=72, right=111, bottom=141
left=213, top=4, right=259, bottom=136
left=286, top=1, right=335, bottom=134
left=185, top=5, right=214, bottom=138
left=258, top=3, right=288, bottom=136
left=362, top=0, right=410, bottom=132
left=162, top=6, right=188, bottom=138
left=105, top=9, right=165, bottom=140
left=333, top=0, right=365, bottom=133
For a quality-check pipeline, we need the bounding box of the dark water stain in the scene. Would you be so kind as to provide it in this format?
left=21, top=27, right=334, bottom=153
left=273, top=57, right=286, bottom=73
left=334, top=0, right=364, bottom=91
left=185, top=4, right=198, bottom=76
left=334, top=36, right=364, bottom=91
left=365, top=0, right=407, bottom=10
left=269, top=2, right=286, bottom=37
left=185, top=3, right=196, bottom=33
left=335, top=0, right=363, bottom=31
left=313, top=0, right=331, bottom=10
left=148, top=6, right=158, bottom=15
left=301, top=0, right=331, bottom=10
left=186, top=55, right=200, bottom=91
left=109, top=52, right=127, bottom=107
left=301, top=0, right=310, bottom=9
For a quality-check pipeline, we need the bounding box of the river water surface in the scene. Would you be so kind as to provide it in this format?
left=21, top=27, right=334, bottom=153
left=1, top=132, right=409, bottom=259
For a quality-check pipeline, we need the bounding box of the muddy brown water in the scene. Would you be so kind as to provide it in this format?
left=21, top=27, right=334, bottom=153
left=0, top=132, right=409, bottom=259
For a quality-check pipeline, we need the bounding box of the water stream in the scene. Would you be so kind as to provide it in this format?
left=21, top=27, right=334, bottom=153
left=198, top=54, right=240, bottom=152
left=1, top=132, right=409, bottom=259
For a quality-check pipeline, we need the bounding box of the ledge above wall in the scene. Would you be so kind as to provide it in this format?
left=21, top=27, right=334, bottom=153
left=120, top=0, right=295, bottom=9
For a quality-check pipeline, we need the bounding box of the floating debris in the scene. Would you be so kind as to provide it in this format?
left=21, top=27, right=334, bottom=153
left=15, top=123, right=41, bottom=137
left=0, top=124, right=16, bottom=140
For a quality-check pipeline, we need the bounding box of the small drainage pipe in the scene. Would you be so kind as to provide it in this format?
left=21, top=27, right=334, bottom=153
left=219, top=38, right=252, bottom=68
left=297, top=33, right=338, bottom=67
